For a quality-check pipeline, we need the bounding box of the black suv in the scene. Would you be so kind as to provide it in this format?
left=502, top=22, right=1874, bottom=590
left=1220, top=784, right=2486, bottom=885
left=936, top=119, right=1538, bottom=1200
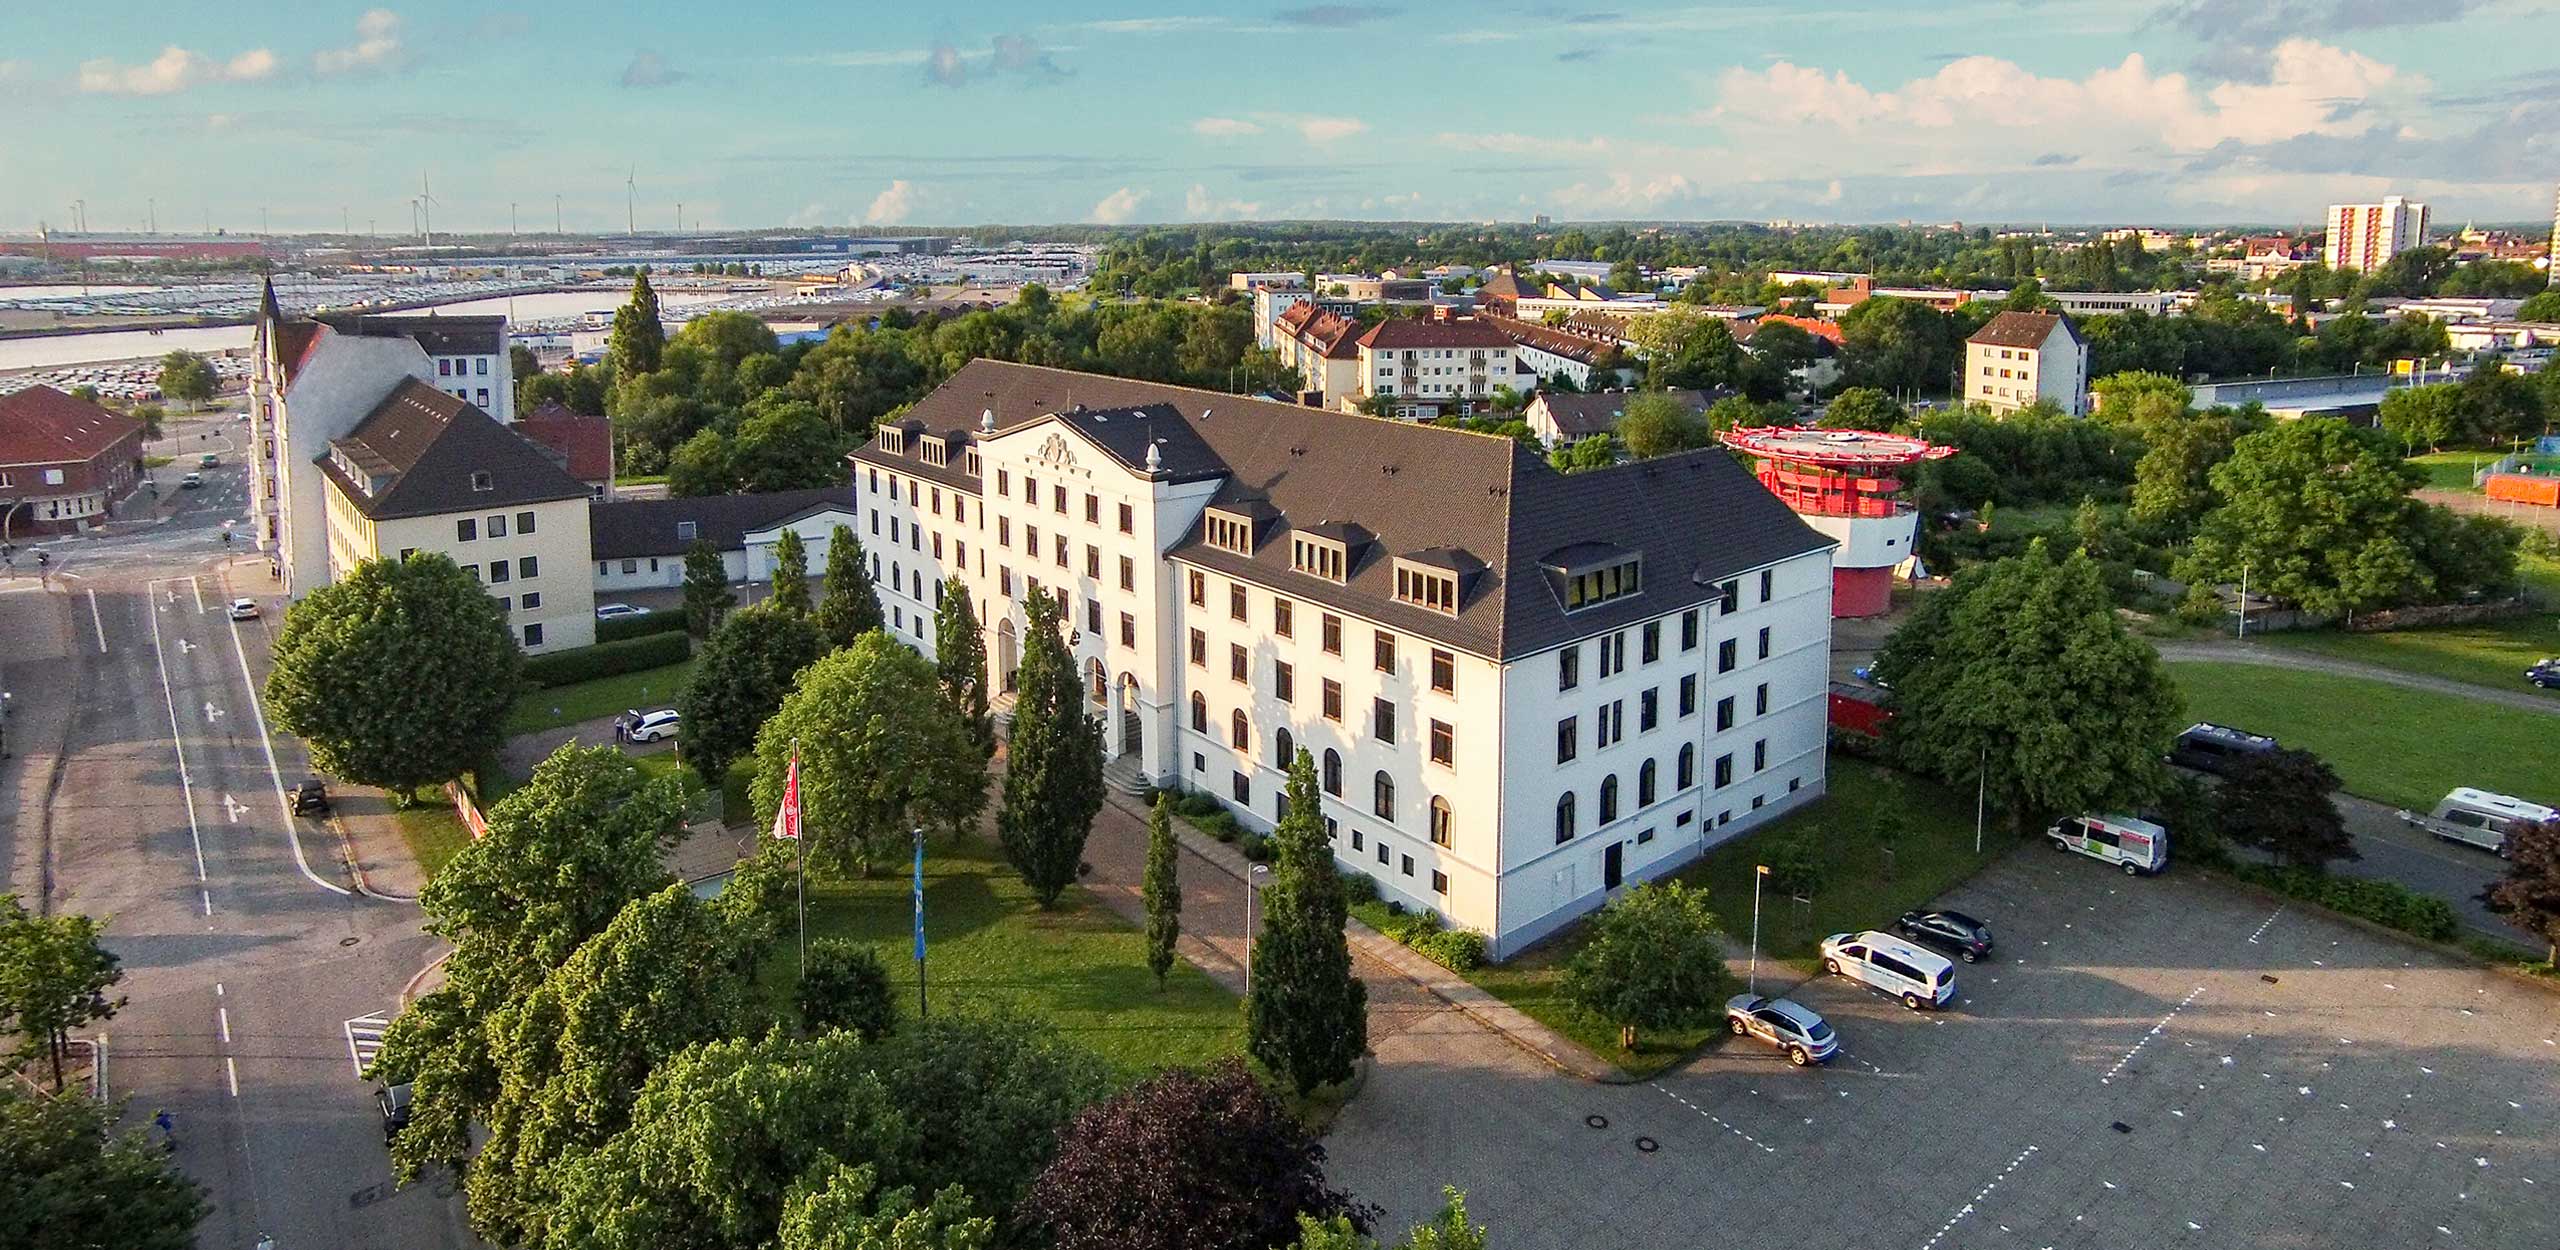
left=290, top=778, right=331, bottom=816
left=1895, top=909, right=1993, bottom=963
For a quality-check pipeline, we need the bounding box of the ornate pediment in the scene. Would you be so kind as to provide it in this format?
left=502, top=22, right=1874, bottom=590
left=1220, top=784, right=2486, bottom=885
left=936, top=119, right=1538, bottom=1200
left=1036, top=431, right=1078, bottom=469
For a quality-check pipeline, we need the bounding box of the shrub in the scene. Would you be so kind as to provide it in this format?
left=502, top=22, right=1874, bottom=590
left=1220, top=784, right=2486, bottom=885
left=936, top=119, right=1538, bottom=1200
left=2232, top=864, right=2459, bottom=942
left=798, top=939, right=896, bottom=1041
left=519, top=631, right=691, bottom=688
left=722, top=759, right=754, bottom=826
left=596, top=609, right=687, bottom=644
left=1412, top=928, right=1487, bottom=972
left=1238, top=831, right=1276, bottom=862
left=1338, top=871, right=1381, bottom=906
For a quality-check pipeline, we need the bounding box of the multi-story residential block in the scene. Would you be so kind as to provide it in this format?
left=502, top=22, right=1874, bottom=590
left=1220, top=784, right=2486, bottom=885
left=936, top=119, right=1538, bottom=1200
left=1269, top=301, right=1365, bottom=405
left=320, top=313, right=512, bottom=420
left=2325, top=195, right=2429, bottom=273
left=0, top=386, right=145, bottom=535
left=313, top=380, right=596, bottom=651
left=1482, top=313, right=1630, bottom=391
left=850, top=359, right=1835, bottom=959
left=1964, top=311, right=2090, bottom=416
left=1353, top=319, right=1517, bottom=418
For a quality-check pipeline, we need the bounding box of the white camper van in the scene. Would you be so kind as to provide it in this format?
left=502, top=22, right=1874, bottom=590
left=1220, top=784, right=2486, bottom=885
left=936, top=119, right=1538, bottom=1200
left=2047, top=814, right=2169, bottom=875
left=2401, top=788, right=2555, bottom=857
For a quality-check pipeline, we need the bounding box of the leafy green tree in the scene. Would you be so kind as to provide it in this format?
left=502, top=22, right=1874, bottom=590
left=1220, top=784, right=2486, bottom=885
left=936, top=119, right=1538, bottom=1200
left=1248, top=749, right=1368, bottom=1094
left=753, top=635, right=986, bottom=875
left=611, top=269, right=666, bottom=383
left=735, top=398, right=854, bottom=492
left=1560, top=880, right=1734, bottom=1051
left=683, top=537, right=737, bottom=638
left=1744, top=319, right=1822, bottom=384
left=816, top=527, right=885, bottom=649
left=155, top=350, right=217, bottom=408
left=373, top=745, right=684, bottom=1179
left=2517, top=290, right=2560, bottom=324
left=2455, top=362, right=2547, bottom=445
left=679, top=602, right=825, bottom=785
left=2487, top=820, right=2560, bottom=965
left=2217, top=748, right=2356, bottom=870
left=2379, top=383, right=2463, bottom=453
left=799, top=939, right=896, bottom=1041
left=780, top=1164, right=992, bottom=1250
left=0, top=898, right=124, bottom=1091
left=0, top=1082, right=206, bottom=1250
left=1289, top=1188, right=1487, bottom=1250
left=666, top=428, right=735, bottom=496
left=770, top=527, right=812, bottom=617
left=1840, top=296, right=1957, bottom=395
left=1817, top=386, right=1905, bottom=431
left=2129, top=406, right=2254, bottom=537
left=265, top=552, right=519, bottom=798
left=1547, top=433, right=1617, bottom=474
left=130, top=402, right=165, bottom=441
left=868, top=1011, right=1110, bottom=1214
left=1143, top=795, right=1183, bottom=989
left=1874, top=541, right=2181, bottom=833
left=998, top=593, right=1105, bottom=906
left=933, top=575, right=993, bottom=757
left=1613, top=391, right=1708, bottom=458
left=1023, top=1059, right=1368, bottom=1250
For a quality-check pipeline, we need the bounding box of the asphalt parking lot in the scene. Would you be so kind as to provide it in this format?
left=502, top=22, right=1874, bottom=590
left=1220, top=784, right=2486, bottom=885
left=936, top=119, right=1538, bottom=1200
left=1328, top=848, right=2560, bottom=1250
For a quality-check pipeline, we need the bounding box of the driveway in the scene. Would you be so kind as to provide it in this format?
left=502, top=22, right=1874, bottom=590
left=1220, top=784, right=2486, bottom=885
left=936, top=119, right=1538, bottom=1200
left=2156, top=639, right=2559, bottom=718
left=1325, top=848, right=2560, bottom=1249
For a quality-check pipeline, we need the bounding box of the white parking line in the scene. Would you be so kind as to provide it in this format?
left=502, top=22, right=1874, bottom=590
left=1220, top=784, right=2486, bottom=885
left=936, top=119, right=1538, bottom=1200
left=86, top=588, right=106, bottom=652
left=2103, top=985, right=2206, bottom=1084
left=1652, top=1083, right=1779, bottom=1154
left=225, top=1056, right=239, bottom=1098
left=344, top=1013, right=389, bottom=1080
left=1916, top=1145, right=2038, bottom=1250
left=2248, top=905, right=2285, bottom=945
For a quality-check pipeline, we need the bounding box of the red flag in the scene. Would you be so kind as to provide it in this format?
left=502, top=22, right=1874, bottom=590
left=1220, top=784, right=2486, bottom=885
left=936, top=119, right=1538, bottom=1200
left=771, top=750, right=801, bottom=841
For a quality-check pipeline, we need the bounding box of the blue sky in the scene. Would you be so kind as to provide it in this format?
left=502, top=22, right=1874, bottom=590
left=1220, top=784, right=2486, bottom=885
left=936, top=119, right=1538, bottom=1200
left=2, top=1, right=2555, bottom=233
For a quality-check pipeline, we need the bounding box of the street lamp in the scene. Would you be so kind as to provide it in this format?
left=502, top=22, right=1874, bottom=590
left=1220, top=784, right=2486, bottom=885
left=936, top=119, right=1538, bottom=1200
left=1749, top=864, right=1768, bottom=994
left=1244, top=863, right=1272, bottom=993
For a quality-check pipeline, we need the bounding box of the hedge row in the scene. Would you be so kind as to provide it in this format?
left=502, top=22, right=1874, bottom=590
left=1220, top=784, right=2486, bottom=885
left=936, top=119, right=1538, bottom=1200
left=1345, top=875, right=1486, bottom=972
left=1166, top=790, right=1274, bottom=862
left=520, top=631, right=692, bottom=689
left=597, top=609, right=687, bottom=644
left=2231, top=863, right=2461, bottom=943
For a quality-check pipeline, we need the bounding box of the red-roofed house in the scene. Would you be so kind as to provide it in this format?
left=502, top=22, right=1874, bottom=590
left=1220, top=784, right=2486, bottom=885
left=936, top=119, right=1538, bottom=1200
left=515, top=404, right=616, bottom=498
left=1271, top=302, right=1367, bottom=408
left=0, top=386, right=146, bottom=536
left=1352, top=317, right=1518, bottom=418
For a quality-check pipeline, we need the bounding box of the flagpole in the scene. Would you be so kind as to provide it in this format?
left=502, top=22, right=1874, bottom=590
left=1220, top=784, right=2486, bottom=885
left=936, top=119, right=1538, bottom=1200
left=793, top=739, right=805, bottom=974
left=912, top=826, right=928, bottom=1020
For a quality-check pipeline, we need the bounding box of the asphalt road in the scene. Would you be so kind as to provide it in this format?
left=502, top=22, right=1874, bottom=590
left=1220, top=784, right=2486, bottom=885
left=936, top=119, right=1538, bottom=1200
left=1, top=459, right=475, bottom=1250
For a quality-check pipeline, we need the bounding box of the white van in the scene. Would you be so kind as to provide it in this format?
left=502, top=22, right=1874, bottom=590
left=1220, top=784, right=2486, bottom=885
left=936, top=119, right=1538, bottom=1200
left=1817, top=931, right=1957, bottom=1011
left=2048, top=814, right=2168, bottom=875
left=2402, top=788, right=2555, bottom=858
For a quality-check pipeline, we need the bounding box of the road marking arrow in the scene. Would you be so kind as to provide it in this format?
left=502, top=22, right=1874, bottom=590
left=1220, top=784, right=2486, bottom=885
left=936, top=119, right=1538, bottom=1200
left=222, top=794, right=247, bottom=823
left=176, top=638, right=195, bottom=654
left=202, top=701, right=224, bottom=723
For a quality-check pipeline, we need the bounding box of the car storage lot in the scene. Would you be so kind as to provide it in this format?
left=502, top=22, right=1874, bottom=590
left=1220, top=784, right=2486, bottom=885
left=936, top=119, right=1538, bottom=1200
left=1331, top=849, right=2560, bottom=1250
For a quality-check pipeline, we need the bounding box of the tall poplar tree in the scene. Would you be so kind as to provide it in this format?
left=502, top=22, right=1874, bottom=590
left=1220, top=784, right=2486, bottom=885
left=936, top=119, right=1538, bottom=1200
left=769, top=527, right=811, bottom=617
left=1142, top=795, right=1182, bottom=989
left=934, top=574, right=994, bottom=757
left=997, top=593, right=1104, bottom=907
left=682, top=538, right=736, bottom=638
left=609, top=269, right=664, bottom=383
left=813, top=525, right=883, bottom=650
left=1246, top=749, right=1367, bottom=1095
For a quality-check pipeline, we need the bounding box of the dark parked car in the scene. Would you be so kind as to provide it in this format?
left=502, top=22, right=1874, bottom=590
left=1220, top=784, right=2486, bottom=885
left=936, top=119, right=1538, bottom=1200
left=1895, top=909, right=1993, bottom=963
left=2168, top=722, right=2278, bottom=777
left=2528, top=659, right=2559, bottom=690
left=290, top=778, right=330, bottom=816
left=376, top=1082, right=412, bottom=1144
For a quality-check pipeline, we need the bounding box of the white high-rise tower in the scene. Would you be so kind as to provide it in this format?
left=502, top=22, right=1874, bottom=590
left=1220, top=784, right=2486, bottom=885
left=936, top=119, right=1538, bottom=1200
left=2324, top=194, right=2429, bottom=272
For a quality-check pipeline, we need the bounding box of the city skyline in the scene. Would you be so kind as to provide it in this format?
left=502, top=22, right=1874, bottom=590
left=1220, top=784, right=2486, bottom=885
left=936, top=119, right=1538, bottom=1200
left=2, top=1, right=2557, bottom=233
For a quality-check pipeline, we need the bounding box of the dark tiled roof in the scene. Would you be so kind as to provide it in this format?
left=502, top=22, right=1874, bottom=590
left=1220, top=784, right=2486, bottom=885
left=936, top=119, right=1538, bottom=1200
left=589, top=487, right=855, bottom=559
left=1530, top=389, right=1712, bottom=439
left=515, top=406, right=615, bottom=483
left=1483, top=313, right=1620, bottom=366
left=854, top=360, right=1830, bottom=659
left=317, top=379, right=588, bottom=521
left=0, top=385, right=144, bottom=467
left=1356, top=318, right=1515, bottom=350
left=319, top=313, right=508, bottom=358
left=1967, top=310, right=2079, bottom=349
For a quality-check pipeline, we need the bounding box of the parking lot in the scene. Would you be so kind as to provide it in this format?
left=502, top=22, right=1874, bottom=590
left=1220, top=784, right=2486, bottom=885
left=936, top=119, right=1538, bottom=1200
left=1328, top=848, right=2560, bottom=1250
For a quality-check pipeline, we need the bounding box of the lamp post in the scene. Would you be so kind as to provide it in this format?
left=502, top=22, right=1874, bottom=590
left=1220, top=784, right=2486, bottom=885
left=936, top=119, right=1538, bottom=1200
left=1974, top=747, right=1987, bottom=855
left=1243, top=863, right=1272, bottom=994
left=1749, top=864, right=1768, bottom=994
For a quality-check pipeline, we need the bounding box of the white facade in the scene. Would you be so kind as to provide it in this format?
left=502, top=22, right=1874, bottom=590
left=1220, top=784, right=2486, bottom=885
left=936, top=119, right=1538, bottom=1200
left=2326, top=196, right=2429, bottom=273
left=426, top=347, right=513, bottom=421
left=253, top=331, right=438, bottom=596
left=1965, top=319, right=2091, bottom=416
left=852, top=413, right=1834, bottom=960
left=324, top=489, right=596, bottom=652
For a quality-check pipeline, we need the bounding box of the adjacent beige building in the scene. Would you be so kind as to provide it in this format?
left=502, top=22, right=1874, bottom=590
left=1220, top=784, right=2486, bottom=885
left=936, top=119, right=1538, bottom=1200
left=1964, top=311, right=2090, bottom=416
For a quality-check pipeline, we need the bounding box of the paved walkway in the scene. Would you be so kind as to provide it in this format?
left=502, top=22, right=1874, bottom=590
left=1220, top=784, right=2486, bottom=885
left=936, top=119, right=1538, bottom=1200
left=2155, top=638, right=2560, bottom=717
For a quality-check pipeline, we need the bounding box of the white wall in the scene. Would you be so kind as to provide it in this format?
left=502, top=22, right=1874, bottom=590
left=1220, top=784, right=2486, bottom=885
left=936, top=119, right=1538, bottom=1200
left=275, top=334, right=435, bottom=598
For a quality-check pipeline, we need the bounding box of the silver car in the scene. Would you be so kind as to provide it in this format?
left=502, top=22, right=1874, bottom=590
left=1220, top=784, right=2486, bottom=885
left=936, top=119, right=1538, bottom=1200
left=1724, top=994, right=1839, bottom=1066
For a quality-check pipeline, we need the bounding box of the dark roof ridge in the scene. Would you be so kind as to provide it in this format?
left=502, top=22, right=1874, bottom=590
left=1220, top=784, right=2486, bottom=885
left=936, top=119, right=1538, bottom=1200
left=973, top=358, right=1535, bottom=451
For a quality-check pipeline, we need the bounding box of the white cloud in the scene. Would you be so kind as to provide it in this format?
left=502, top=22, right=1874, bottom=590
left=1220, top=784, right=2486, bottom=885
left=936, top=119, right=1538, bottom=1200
left=1184, top=184, right=1262, bottom=221
left=1291, top=114, right=1367, bottom=144
left=315, top=9, right=406, bottom=76
left=1191, top=113, right=1366, bottom=145
left=1090, top=186, right=1148, bottom=224
left=1080, top=16, right=1224, bottom=34
left=1433, top=132, right=1610, bottom=155
left=866, top=180, right=918, bottom=225
left=1192, top=116, right=1262, bottom=137
left=619, top=51, right=688, bottom=88
left=784, top=203, right=838, bottom=228
left=1547, top=172, right=1699, bottom=216
left=78, top=45, right=278, bottom=95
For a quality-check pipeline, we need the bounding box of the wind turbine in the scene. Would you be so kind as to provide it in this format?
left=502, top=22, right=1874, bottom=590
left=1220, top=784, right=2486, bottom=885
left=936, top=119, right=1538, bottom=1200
left=417, top=172, right=439, bottom=253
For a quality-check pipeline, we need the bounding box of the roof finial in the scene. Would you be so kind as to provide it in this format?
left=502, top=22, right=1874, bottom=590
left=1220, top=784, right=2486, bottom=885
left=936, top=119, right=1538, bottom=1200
left=980, top=407, right=994, bottom=432
left=1145, top=440, right=1163, bottom=472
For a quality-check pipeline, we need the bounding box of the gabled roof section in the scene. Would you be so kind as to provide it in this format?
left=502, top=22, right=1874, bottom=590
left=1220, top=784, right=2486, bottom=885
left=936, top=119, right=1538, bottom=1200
left=0, top=385, right=144, bottom=467
left=1531, top=389, right=1714, bottom=439
left=590, top=487, right=855, bottom=559
left=1356, top=318, right=1514, bottom=350
left=319, top=312, right=508, bottom=358
left=515, top=405, right=614, bottom=483
left=274, top=320, right=327, bottom=386
left=1968, top=310, right=2079, bottom=349
left=317, top=379, right=587, bottom=520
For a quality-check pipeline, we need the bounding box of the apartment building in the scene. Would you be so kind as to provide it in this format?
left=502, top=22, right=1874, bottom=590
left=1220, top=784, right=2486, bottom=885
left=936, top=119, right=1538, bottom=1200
left=319, top=312, right=512, bottom=419
left=0, top=386, right=145, bottom=534
left=850, top=359, right=1835, bottom=959
left=1353, top=318, right=1517, bottom=419
left=1269, top=301, right=1365, bottom=405
left=2325, top=195, right=2429, bottom=273
left=1965, top=311, right=2091, bottom=416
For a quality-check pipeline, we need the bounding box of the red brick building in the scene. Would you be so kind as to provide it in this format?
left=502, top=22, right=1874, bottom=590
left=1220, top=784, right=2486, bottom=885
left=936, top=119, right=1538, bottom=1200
left=0, top=386, right=147, bottom=536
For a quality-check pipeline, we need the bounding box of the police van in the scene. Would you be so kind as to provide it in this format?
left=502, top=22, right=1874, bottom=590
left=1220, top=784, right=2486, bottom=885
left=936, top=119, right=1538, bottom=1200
left=2048, top=814, right=2168, bottom=875
left=2401, top=788, right=2555, bottom=858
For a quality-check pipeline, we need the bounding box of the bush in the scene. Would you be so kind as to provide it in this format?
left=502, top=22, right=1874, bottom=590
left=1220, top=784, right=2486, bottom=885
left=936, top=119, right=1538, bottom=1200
left=2231, top=864, right=2459, bottom=942
left=596, top=609, right=687, bottom=644
left=519, top=631, right=691, bottom=688
left=722, top=759, right=754, bottom=826
left=1412, top=928, right=1487, bottom=972
left=1238, top=831, right=1275, bottom=862
left=798, top=939, right=896, bottom=1041
left=1338, top=871, right=1381, bottom=905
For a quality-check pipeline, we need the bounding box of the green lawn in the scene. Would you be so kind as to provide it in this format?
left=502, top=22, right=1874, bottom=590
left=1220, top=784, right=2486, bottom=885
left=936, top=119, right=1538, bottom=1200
left=2408, top=450, right=2560, bottom=492
left=2262, top=615, right=2559, bottom=697
left=391, top=789, right=474, bottom=879
left=504, top=659, right=697, bottom=736
left=771, top=841, right=1242, bottom=1078
left=2167, top=661, right=2560, bottom=811
left=1468, top=759, right=2018, bottom=1078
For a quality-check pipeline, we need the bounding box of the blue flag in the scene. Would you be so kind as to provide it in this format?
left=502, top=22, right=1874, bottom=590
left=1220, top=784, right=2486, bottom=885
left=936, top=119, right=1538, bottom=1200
left=912, top=836, right=927, bottom=962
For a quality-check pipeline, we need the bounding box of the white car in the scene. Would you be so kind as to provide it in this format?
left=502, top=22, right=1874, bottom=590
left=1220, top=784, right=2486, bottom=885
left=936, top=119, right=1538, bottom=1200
left=1819, top=930, right=1957, bottom=1011
left=226, top=598, right=260, bottom=621
left=595, top=603, right=648, bottom=621
left=624, top=708, right=680, bottom=743
left=1725, top=994, right=1838, bottom=1066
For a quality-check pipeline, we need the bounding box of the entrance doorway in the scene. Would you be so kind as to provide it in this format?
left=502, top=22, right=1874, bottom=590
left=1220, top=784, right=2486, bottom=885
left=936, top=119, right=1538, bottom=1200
left=996, top=618, right=1019, bottom=693
left=1603, top=842, right=1624, bottom=891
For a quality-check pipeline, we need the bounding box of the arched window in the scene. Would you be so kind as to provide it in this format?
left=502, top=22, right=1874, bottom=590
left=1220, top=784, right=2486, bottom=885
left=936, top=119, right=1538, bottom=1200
left=891, top=561, right=901, bottom=591
left=1088, top=660, right=1107, bottom=704
left=1231, top=710, right=1249, bottom=751
left=1678, top=743, right=1696, bottom=790
left=1275, top=728, right=1295, bottom=770
left=1323, top=749, right=1343, bottom=796
left=1556, top=792, right=1576, bottom=843
left=1190, top=692, right=1207, bottom=733
left=1373, top=771, right=1395, bottom=821
left=932, top=579, right=944, bottom=606
left=1638, top=759, right=1658, bottom=808
left=1429, top=796, right=1452, bottom=847
left=1599, top=775, right=1619, bottom=823
left=870, top=554, right=880, bottom=578
left=913, top=571, right=924, bottom=600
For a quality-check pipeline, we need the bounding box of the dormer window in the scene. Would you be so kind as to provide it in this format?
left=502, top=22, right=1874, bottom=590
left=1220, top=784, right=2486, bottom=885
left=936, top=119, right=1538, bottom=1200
left=1206, top=513, right=1253, bottom=555
left=1566, top=558, right=1641, bottom=611
left=879, top=428, right=906, bottom=455
left=920, top=435, right=950, bottom=468
left=470, top=470, right=493, bottom=492
left=1292, top=535, right=1348, bottom=582
left=676, top=520, right=698, bottom=542
left=963, top=448, right=983, bottom=477
left=1395, top=566, right=1459, bottom=614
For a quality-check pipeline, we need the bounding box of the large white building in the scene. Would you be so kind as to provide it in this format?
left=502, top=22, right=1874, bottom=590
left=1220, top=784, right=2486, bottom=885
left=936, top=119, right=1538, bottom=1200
left=1352, top=318, right=1518, bottom=418
left=2325, top=195, right=2430, bottom=273
left=852, top=360, right=1836, bottom=959
left=1964, top=311, right=2091, bottom=416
